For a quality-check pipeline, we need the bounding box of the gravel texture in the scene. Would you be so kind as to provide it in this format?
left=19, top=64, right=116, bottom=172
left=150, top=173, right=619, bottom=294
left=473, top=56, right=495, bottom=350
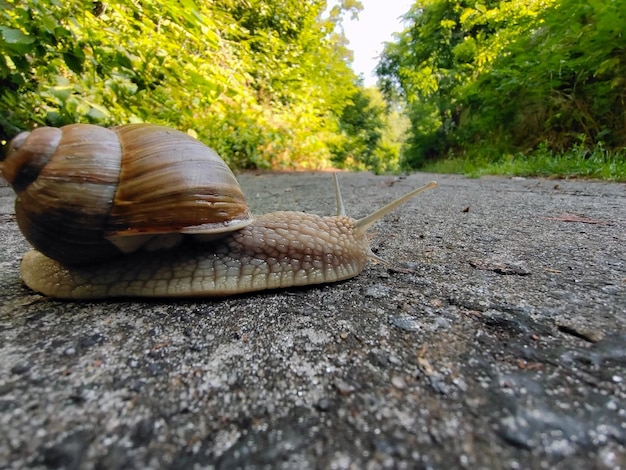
left=0, top=171, right=625, bottom=469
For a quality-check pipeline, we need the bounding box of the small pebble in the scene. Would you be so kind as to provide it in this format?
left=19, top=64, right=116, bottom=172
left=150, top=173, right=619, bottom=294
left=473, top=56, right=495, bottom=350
left=315, top=398, right=332, bottom=412
left=389, top=314, right=421, bottom=332
left=334, top=379, right=357, bottom=395
left=10, top=362, right=32, bottom=375
left=131, top=418, right=155, bottom=447
left=601, top=285, right=619, bottom=295
left=391, top=375, right=407, bottom=389
left=364, top=285, right=392, bottom=299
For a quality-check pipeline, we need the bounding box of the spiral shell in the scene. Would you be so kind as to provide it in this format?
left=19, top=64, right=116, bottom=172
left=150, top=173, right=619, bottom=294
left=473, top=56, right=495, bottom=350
left=2, top=124, right=252, bottom=265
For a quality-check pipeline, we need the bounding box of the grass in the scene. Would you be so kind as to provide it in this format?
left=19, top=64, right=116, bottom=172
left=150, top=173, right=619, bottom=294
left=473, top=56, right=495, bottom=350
left=420, top=143, right=626, bottom=181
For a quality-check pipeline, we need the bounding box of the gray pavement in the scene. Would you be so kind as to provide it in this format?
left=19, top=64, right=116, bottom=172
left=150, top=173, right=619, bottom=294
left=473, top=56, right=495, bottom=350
left=0, top=171, right=625, bottom=469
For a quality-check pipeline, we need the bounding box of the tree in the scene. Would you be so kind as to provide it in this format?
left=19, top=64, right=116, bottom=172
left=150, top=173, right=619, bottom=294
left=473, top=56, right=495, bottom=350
left=2, top=0, right=397, bottom=172
left=331, top=87, right=405, bottom=173
left=376, top=0, right=626, bottom=166
left=471, top=0, right=626, bottom=151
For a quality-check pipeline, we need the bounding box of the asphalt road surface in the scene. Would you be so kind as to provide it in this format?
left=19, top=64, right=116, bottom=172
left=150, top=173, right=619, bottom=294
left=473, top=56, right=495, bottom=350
left=1, top=172, right=624, bottom=469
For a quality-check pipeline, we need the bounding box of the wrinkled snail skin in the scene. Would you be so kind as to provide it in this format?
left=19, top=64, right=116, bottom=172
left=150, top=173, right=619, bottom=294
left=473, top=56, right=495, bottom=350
left=3, top=123, right=438, bottom=300
left=19, top=212, right=370, bottom=299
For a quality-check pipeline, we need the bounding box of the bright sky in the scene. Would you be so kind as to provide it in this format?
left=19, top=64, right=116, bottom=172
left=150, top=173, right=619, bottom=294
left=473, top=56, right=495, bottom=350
left=342, top=0, right=414, bottom=86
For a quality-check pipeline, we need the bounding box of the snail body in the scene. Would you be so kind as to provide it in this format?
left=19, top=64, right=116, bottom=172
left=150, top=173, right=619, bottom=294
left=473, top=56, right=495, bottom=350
left=2, top=123, right=437, bottom=300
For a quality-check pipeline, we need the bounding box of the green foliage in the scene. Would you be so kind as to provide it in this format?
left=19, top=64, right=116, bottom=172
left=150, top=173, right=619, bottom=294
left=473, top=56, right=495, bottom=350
left=0, top=0, right=246, bottom=139
left=0, top=0, right=394, bottom=171
left=421, top=143, right=626, bottom=181
left=460, top=0, right=626, bottom=154
left=378, top=0, right=626, bottom=171
left=330, top=87, right=408, bottom=174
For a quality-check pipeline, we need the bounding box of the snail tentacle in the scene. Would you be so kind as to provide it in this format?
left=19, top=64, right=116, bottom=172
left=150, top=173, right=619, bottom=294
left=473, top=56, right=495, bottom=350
left=355, top=181, right=438, bottom=234
left=333, top=173, right=346, bottom=217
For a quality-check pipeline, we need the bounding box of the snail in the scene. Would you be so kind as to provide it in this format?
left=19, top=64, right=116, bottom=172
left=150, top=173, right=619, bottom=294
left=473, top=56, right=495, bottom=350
left=1, top=123, right=437, bottom=300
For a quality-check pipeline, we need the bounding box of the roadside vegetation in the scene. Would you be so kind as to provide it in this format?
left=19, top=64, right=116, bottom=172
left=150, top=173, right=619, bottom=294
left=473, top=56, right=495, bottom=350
left=0, top=0, right=400, bottom=171
left=421, top=143, right=626, bottom=181
left=1, top=0, right=624, bottom=180
left=378, top=0, right=625, bottom=180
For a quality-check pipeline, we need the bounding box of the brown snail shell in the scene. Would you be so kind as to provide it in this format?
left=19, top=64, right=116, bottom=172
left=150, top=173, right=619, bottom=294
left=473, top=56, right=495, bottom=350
left=3, top=124, right=252, bottom=265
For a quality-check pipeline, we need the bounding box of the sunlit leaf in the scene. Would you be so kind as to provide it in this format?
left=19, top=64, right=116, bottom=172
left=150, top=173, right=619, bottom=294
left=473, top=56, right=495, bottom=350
left=0, top=26, right=35, bottom=44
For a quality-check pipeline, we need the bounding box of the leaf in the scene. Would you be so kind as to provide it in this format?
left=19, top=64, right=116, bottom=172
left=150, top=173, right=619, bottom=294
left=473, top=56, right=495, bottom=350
left=0, top=26, right=35, bottom=54
left=0, top=54, right=12, bottom=78
left=63, top=47, right=85, bottom=74
left=86, top=102, right=110, bottom=120
left=0, top=26, right=35, bottom=45
left=47, top=85, right=74, bottom=101
left=115, top=51, right=133, bottom=70
left=53, top=26, right=72, bottom=39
